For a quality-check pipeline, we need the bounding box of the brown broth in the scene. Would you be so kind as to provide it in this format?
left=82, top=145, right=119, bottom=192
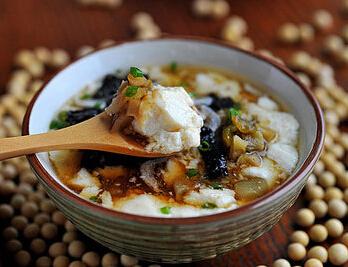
left=50, top=65, right=297, bottom=208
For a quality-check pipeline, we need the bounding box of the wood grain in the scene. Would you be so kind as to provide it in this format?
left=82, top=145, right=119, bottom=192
left=1, top=112, right=164, bottom=160
left=0, top=0, right=346, bottom=266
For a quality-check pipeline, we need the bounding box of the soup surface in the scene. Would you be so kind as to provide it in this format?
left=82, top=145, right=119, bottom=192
left=49, top=64, right=299, bottom=217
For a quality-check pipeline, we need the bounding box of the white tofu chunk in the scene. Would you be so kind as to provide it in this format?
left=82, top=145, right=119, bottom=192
left=195, top=73, right=241, bottom=100
left=183, top=188, right=236, bottom=208
left=115, top=194, right=164, bottom=217
left=145, top=131, right=182, bottom=152
left=267, top=143, right=299, bottom=173
left=100, top=191, right=113, bottom=208
left=241, top=158, right=280, bottom=185
left=70, top=168, right=101, bottom=188
left=257, top=96, right=279, bottom=111
left=132, top=84, right=203, bottom=153
left=80, top=186, right=101, bottom=199
left=134, top=85, right=200, bottom=132
left=114, top=194, right=237, bottom=217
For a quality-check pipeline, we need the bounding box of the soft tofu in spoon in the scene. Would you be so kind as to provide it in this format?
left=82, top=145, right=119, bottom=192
left=106, top=67, right=204, bottom=154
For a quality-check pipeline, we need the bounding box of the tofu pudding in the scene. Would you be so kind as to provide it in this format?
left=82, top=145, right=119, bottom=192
left=105, top=73, right=203, bottom=153
left=48, top=64, right=299, bottom=217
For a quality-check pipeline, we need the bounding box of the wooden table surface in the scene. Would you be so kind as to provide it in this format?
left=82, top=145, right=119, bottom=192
left=0, top=1, right=346, bottom=266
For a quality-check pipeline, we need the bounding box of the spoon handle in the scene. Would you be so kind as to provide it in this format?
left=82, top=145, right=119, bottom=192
left=0, top=113, right=162, bottom=160
left=0, top=127, right=90, bottom=160
left=0, top=114, right=112, bottom=160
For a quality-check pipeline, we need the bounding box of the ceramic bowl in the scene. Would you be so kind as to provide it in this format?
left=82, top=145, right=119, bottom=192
left=23, top=37, right=324, bottom=263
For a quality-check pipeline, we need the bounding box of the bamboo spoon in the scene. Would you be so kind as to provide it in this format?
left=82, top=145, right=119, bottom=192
left=0, top=112, right=165, bottom=160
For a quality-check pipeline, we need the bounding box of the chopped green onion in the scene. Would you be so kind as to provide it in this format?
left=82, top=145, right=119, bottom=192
left=186, top=168, right=199, bottom=178
left=89, top=196, right=98, bottom=202
left=58, top=111, right=68, bottom=121
left=93, top=102, right=102, bottom=109
left=228, top=107, right=241, bottom=123
left=50, top=111, right=70, bottom=130
left=49, top=120, right=69, bottom=130
left=160, top=206, right=171, bottom=214
left=198, top=141, right=210, bottom=152
left=124, top=86, right=139, bottom=97
left=49, top=120, right=59, bottom=130
left=201, top=202, right=217, bottom=209
left=229, top=107, right=241, bottom=118
left=211, top=182, right=223, bottom=190
left=80, top=93, right=92, bottom=100
left=130, top=67, right=144, bottom=77
left=188, top=92, right=197, bottom=98
left=170, top=61, right=178, bottom=72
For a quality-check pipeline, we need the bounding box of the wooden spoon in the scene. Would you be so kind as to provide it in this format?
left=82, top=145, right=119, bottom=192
left=0, top=112, right=165, bottom=160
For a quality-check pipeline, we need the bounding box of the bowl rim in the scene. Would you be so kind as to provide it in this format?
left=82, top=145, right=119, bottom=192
left=22, top=35, right=325, bottom=225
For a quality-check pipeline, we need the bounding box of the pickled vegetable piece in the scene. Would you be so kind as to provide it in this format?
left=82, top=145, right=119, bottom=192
left=235, top=178, right=269, bottom=200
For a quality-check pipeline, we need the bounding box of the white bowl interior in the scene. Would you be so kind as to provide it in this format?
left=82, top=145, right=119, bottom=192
left=29, top=39, right=318, bottom=192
